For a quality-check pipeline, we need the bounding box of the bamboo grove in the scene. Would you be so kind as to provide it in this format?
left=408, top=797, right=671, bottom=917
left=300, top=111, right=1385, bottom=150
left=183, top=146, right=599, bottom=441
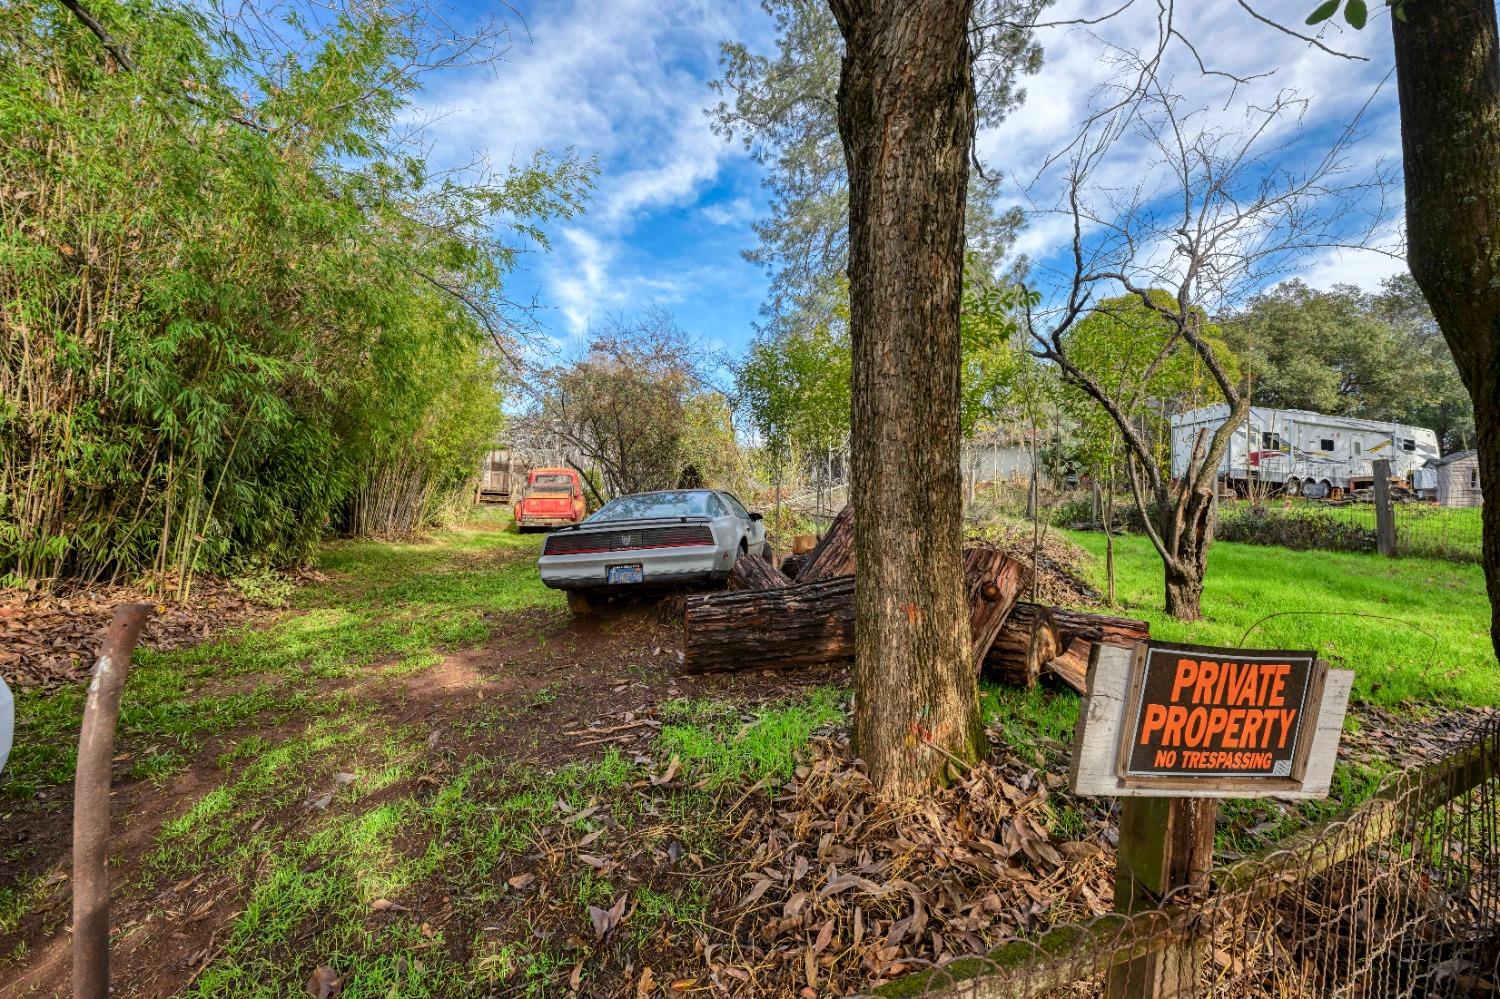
left=0, top=0, right=592, bottom=593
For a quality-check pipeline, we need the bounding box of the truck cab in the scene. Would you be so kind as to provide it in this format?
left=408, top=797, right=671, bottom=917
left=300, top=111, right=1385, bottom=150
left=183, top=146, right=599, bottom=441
left=513, top=468, right=587, bottom=531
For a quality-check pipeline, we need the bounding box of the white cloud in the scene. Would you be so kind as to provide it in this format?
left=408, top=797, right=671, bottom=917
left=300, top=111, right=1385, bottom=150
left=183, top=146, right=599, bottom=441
left=986, top=0, right=1408, bottom=297
left=414, top=0, right=768, bottom=335
left=701, top=196, right=756, bottom=226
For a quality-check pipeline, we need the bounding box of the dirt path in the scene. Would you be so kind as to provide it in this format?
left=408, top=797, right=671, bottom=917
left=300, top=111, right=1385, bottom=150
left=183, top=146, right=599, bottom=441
left=1, top=588, right=838, bottom=999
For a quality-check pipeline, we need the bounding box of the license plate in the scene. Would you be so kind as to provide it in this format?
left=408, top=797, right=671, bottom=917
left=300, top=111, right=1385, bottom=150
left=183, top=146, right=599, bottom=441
left=608, top=564, right=643, bottom=584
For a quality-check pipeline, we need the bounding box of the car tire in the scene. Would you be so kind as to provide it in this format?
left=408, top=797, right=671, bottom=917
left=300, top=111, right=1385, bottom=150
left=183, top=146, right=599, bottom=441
left=566, top=591, right=594, bottom=616
left=758, top=540, right=773, bottom=560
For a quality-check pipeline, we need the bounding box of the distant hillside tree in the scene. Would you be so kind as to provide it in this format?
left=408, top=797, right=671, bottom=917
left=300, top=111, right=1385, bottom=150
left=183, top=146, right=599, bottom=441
left=1224, top=277, right=1473, bottom=451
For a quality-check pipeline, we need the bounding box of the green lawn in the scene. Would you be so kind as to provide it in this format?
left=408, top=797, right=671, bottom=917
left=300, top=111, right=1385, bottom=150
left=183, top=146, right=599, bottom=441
left=5, top=509, right=558, bottom=797
left=1062, top=530, right=1498, bottom=708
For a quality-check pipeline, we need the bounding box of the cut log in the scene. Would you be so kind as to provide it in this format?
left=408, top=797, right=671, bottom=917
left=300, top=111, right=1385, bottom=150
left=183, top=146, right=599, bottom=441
left=1045, top=636, right=1091, bottom=695
left=983, top=604, right=1062, bottom=689
left=1042, top=606, right=1149, bottom=647
left=964, top=547, right=1031, bottom=671
left=1039, top=609, right=1146, bottom=695
left=682, top=575, right=854, bottom=673
left=796, top=504, right=854, bottom=583
left=726, top=552, right=792, bottom=592
left=779, top=553, right=808, bottom=579
left=791, top=533, right=818, bottom=555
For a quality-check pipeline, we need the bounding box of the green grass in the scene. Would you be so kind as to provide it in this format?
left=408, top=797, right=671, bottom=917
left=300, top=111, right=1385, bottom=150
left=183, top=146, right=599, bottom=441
left=979, top=683, right=1079, bottom=769
left=6, top=517, right=556, bottom=796
left=1063, top=530, right=1499, bottom=708
left=171, top=736, right=650, bottom=998
left=657, top=686, right=847, bottom=788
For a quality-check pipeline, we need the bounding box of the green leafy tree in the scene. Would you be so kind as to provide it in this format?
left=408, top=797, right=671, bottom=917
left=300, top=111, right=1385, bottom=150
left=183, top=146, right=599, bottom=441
left=1308, top=0, right=1500, bottom=658
left=526, top=312, right=730, bottom=498
left=1224, top=278, right=1471, bottom=450
left=710, top=0, right=1042, bottom=334
left=1371, top=274, right=1475, bottom=453
left=0, top=0, right=590, bottom=592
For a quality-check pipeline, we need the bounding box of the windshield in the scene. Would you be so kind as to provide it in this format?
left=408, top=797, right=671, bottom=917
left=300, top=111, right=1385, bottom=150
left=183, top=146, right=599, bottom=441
left=588, top=491, right=717, bottom=522
left=530, top=473, right=574, bottom=493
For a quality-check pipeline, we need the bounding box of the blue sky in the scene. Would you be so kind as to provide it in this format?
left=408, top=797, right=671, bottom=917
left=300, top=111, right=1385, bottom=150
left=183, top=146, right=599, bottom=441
left=413, top=0, right=1409, bottom=361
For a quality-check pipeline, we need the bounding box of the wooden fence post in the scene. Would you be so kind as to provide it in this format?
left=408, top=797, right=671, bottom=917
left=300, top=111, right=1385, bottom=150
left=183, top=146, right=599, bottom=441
left=1106, top=797, right=1218, bottom=998
left=1372, top=458, right=1397, bottom=557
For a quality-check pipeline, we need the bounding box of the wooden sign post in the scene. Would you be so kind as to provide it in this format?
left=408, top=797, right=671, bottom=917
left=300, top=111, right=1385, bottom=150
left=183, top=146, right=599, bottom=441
left=1071, top=641, right=1353, bottom=998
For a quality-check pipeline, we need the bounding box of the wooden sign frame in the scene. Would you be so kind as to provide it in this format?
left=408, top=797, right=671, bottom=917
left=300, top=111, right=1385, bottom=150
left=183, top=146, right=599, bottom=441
left=1070, top=643, right=1352, bottom=799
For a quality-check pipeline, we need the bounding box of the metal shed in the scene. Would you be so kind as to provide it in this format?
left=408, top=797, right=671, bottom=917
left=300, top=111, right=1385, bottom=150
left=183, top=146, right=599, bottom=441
left=1428, top=450, right=1483, bottom=507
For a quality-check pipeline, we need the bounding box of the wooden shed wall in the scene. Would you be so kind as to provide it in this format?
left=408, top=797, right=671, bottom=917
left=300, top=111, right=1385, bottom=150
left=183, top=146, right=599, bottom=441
left=1436, top=455, right=1483, bottom=507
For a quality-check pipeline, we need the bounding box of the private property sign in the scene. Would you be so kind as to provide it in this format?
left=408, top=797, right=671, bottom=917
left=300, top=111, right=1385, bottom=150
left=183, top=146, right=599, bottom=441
left=1121, top=644, right=1317, bottom=781
left=1071, top=641, right=1353, bottom=799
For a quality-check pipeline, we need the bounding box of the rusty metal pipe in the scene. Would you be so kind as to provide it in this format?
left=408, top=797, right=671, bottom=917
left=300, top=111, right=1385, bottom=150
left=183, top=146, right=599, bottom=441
left=72, top=603, right=152, bottom=999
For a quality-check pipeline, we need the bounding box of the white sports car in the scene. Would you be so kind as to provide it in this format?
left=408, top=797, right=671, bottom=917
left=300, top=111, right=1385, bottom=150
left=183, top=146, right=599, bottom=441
left=538, top=489, right=769, bottom=611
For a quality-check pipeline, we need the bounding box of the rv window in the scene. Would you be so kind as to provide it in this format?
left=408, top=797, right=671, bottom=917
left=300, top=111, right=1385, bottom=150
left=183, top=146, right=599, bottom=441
left=1401, top=439, right=1416, bottom=452
left=1472, top=469, right=1480, bottom=489
left=1320, top=439, right=1335, bottom=452
left=1353, top=441, right=1362, bottom=455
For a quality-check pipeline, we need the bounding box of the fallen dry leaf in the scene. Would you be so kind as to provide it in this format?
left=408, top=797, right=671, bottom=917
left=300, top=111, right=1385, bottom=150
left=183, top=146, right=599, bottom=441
left=306, top=965, right=340, bottom=999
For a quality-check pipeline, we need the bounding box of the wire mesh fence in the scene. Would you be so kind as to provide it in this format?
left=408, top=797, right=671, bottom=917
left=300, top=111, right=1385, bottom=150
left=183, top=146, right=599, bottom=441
left=1391, top=502, right=1484, bottom=563
left=1042, top=490, right=1483, bottom=566
left=852, top=716, right=1500, bottom=998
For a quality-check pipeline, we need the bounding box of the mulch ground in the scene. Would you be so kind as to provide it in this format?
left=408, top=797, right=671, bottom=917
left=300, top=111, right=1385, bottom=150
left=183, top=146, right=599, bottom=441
left=0, top=576, right=281, bottom=693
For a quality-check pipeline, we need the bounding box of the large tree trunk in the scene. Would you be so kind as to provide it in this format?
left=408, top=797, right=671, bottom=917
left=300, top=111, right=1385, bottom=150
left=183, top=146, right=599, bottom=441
left=1392, top=3, right=1500, bottom=660
left=831, top=0, right=981, bottom=794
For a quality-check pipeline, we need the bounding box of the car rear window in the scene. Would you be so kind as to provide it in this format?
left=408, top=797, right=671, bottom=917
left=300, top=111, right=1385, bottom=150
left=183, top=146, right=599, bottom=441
left=588, top=491, right=716, bottom=522
left=531, top=473, right=574, bottom=492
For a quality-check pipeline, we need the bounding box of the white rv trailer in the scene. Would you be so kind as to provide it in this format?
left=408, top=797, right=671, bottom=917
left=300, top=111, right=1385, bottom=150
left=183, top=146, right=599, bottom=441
left=1170, top=404, right=1440, bottom=496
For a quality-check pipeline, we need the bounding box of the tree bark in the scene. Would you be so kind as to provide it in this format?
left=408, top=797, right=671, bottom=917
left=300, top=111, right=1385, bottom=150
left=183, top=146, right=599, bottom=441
left=1156, top=479, right=1214, bottom=620
left=796, top=503, right=855, bottom=582
left=1392, top=1, right=1500, bottom=659
left=985, top=604, right=1148, bottom=691
left=964, top=547, right=1031, bottom=670
left=1040, top=605, right=1150, bottom=647
left=726, top=552, right=792, bottom=591
left=831, top=0, right=981, bottom=794
left=681, top=575, right=855, bottom=673
left=1047, top=636, right=1091, bottom=695
left=983, top=603, right=1061, bottom=689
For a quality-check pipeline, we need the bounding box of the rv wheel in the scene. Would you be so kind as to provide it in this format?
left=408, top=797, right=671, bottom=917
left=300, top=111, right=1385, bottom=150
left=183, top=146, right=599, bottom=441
left=1284, top=478, right=1302, bottom=497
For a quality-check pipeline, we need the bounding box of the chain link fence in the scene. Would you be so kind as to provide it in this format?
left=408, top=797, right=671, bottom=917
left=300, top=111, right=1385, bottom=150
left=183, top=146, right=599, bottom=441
left=852, top=716, right=1499, bottom=998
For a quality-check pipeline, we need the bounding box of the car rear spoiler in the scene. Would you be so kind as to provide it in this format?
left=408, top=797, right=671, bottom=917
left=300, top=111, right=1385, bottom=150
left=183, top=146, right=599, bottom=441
left=548, top=515, right=713, bottom=534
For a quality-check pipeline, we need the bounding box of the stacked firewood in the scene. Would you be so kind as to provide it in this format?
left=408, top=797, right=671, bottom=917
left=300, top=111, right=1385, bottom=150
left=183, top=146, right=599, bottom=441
left=683, top=504, right=1148, bottom=691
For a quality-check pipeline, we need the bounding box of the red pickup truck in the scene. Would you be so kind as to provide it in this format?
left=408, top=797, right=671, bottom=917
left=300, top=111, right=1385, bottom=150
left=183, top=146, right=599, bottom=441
left=512, top=467, right=587, bottom=530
